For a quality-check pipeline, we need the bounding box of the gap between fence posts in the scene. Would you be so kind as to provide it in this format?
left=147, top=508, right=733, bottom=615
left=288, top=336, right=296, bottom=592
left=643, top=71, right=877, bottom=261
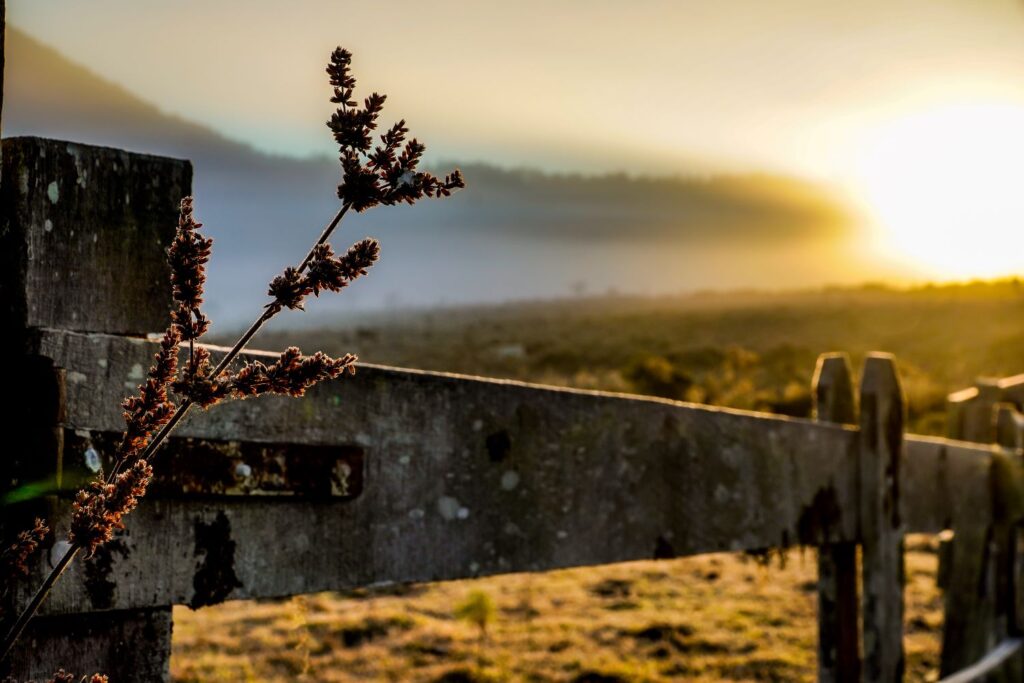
left=813, top=352, right=860, bottom=683
left=859, top=353, right=906, bottom=683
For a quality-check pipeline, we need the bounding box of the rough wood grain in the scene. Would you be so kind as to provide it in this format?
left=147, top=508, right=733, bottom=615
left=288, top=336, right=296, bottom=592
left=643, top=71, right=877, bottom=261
left=13, top=329, right=862, bottom=615
left=858, top=353, right=906, bottom=683
left=938, top=470, right=1000, bottom=677
left=901, top=436, right=998, bottom=535
left=812, top=352, right=860, bottom=683
left=0, top=137, right=189, bottom=338
left=904, top=430, right=1024, bottom=678
left=1, top=608, right=171, bottom=683
left=937, top=426, right=1024, bottom=680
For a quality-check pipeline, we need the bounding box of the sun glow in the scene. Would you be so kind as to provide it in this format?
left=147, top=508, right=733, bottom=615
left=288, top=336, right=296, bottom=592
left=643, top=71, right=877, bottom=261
left=852, top=103, right=1024, bottom=280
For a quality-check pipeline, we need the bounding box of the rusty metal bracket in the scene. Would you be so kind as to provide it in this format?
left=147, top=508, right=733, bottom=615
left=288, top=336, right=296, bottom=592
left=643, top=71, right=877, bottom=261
left=62, top=431, right=363, bottom=500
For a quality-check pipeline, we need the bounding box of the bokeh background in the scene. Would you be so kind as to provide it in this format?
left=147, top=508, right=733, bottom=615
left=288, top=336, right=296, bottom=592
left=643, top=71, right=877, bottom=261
left=9, top=1, right=1024, bottom=328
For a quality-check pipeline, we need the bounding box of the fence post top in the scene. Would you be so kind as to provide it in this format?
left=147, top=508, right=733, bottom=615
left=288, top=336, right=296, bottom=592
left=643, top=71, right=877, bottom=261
left=814, top=352, right=852, bottom=375
left=860, top=353, right=903, bottom=398
left=813, top=352, right=856, bottom=425
left=975, top=378, right=1003, bottom=403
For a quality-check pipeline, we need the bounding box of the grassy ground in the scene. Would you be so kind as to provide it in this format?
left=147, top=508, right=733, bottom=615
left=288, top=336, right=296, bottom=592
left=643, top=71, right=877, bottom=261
left=177, top=281, right=1024, bottom=681
left=173, top=540, right=943, bottom=682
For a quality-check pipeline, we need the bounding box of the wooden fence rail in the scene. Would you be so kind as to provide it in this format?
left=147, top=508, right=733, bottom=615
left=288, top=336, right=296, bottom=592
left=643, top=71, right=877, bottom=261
left=3, top=137, right=1024, bottom=682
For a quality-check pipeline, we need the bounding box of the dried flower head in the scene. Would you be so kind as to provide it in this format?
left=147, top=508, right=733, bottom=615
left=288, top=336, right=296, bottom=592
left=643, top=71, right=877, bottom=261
left=231, top=347, right=357, bottom=399
left=171, top=346, right=230, bottom=409
left=118, top=326, right=180, bottom=461
left=69, top=460, right=153, bottom=557
left=167, top=197, right=213, bottom=340
left=267, top=266, right=312, bottom=311
left=1, top=518, right=48, bottom=579
left=268, top=237, right=380, bottom=313
left=326, top=47, right=464, bottom=212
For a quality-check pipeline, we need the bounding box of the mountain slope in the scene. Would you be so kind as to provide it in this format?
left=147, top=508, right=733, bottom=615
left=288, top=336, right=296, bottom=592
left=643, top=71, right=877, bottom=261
left=4, top=26, right=283, bottom=170
left=2, top=26, right=868, bottom=325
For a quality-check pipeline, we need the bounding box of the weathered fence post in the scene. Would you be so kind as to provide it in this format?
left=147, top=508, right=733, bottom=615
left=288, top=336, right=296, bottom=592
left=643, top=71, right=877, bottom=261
left=813, top=353, right=860, bottom=683
left=996, top=403, right=1024, bottom=452
left=0, top=136, right=189, bottom=682
left=859, top=354, right=905, bottom=682
left=939, top=405, right=1022, bottom=678
left=993, top=406, right=1024, bottom=680
left=948, top=378, right=1002, bottom=444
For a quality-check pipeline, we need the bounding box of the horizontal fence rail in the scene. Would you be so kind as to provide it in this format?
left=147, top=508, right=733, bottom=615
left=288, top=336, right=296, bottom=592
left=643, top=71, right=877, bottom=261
left=20, top=328, right=867, bottom=614
left=5, top=330, right=1020, bottom=682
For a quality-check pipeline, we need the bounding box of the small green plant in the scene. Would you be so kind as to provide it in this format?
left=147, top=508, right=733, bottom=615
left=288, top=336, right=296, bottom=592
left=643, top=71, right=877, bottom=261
left=455, top=590, right=496, bottom=642
left=455, top=590, right=497, bottom=674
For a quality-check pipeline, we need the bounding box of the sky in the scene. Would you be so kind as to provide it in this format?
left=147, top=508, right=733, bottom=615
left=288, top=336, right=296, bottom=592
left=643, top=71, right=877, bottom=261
left=11, top=0, right=1024, bottom=179
left=11, top=0, right=1024, bottom=283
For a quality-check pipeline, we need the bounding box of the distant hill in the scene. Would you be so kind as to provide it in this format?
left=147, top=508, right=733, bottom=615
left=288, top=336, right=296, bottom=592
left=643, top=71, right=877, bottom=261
left=3, top=26, right=291, bottom=171
left=2, top=26, right=866, bottom=325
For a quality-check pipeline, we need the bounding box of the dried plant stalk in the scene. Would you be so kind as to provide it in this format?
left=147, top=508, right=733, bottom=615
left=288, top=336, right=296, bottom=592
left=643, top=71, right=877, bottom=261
left=0, top=45, right=463, bottom=666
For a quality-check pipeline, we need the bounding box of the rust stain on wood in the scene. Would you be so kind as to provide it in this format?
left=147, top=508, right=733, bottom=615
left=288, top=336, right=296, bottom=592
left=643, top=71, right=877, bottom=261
left=62, top=430, right=363, bottom=499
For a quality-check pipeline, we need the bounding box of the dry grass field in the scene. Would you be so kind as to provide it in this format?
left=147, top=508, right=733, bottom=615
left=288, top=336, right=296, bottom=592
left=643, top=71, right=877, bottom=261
left=172, top=540, right=943, bottom=682
left=176, top=281, right=1024, bottom=681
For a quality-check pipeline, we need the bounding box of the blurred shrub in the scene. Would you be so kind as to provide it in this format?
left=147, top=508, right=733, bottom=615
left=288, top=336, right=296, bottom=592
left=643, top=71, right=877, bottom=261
left=624, top=355, right=693, bottom=400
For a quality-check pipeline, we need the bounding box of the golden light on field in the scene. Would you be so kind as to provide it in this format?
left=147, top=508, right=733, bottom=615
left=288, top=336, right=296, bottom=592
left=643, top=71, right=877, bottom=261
left=853, top=103, right=1024, bottom=280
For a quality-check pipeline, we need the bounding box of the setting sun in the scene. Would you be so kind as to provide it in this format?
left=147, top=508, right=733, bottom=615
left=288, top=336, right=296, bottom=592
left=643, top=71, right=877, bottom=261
left=853, top=102, right=1024, bottom=280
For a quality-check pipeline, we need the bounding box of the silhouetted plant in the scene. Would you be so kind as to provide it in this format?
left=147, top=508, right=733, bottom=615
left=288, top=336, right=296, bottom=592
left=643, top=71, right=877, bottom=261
left=0, top=45, right=463, bottom=667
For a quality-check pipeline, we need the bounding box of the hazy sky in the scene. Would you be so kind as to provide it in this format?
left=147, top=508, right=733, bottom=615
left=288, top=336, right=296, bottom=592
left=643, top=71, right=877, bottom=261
left=11, top=1, right=1024, bottom=290
left=11, top=0, right=1024, bottom=181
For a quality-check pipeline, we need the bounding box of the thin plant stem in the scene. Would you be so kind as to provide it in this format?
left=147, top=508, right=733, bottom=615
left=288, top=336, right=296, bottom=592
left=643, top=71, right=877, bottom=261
left=0, top=545, right=79, bottom=664
left=0, top=202, right=350, bottom=664
left=117, top=202, right=350, bottom=476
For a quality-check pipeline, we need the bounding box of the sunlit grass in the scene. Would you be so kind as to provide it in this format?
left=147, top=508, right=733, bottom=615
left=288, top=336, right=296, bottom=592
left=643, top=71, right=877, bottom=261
left=173, top=541, right=943, bottom=682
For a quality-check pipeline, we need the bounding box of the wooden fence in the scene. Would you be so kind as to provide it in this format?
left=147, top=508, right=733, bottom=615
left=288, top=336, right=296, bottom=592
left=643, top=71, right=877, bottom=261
left=2, top=137, right=1024, bottom=682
